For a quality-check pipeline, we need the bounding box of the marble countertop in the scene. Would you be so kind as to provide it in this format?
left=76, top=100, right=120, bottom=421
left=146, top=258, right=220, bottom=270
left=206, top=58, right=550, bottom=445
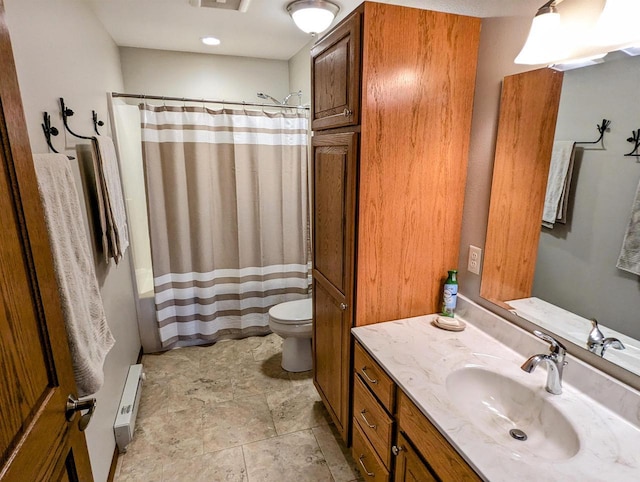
left=352, top=314, right=640, bottom=482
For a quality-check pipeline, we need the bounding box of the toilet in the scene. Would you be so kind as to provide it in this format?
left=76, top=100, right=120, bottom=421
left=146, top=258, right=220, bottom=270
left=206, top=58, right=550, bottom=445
left=268, top=298, right=313, bottom=372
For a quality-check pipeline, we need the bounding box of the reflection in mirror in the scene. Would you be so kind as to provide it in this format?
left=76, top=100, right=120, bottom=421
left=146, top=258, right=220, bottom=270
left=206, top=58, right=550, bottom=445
left=482, top=54, right=640, bottom=378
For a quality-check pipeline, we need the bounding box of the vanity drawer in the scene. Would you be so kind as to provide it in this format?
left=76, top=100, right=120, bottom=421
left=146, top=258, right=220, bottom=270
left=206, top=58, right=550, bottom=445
left=352, top=418, right=390, bottom=482
left=397, top=391, right=481, bottom=481
left=353, top=375, right=394, bottom=468
left=354, top=342, right=395, bottom=411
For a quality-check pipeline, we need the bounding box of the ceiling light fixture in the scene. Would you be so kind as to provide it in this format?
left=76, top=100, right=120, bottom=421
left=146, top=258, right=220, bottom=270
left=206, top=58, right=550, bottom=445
left=287, top=0, right=339, bottom=36
left=515, top=0, right=568, bottom=65
left=201, top=36, right=221, bottom=46
left=593, top=0, right=640, bottom=49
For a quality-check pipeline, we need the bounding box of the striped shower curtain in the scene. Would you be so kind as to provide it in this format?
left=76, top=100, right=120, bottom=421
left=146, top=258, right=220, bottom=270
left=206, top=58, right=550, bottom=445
left=139, top=104, right=310, bottom=348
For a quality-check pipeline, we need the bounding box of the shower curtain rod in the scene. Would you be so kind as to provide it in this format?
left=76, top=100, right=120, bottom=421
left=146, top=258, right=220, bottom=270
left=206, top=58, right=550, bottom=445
left=111, top=92, right=310, bottom=110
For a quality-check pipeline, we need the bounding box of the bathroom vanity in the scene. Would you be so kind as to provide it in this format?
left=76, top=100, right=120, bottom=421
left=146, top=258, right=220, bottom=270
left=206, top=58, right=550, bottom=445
left=351, top=296, right=640, bottom=481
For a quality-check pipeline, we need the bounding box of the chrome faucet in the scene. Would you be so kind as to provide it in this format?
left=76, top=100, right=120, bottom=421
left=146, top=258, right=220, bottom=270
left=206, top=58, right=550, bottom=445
left=587, top=319, right=625, bottom=357
left=521, top=330, right=567, bottom=395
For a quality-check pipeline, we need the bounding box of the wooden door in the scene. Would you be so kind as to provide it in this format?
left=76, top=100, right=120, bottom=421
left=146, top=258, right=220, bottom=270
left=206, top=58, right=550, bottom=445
left=393, top=434, right=436, bottom=482
left=310, top=9, right=361, bottom=131
left=311, top=132, right=357, bottom=441
left=0, top=4, right=93, bottom=481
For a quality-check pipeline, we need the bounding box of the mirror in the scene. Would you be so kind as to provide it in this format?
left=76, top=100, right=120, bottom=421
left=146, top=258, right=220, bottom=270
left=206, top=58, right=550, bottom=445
left=482, top=54, right=640, bottom=377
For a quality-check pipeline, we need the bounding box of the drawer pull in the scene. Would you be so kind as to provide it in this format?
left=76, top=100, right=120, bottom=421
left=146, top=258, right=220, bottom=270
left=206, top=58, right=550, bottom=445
left=392, top=445, right=405, bottom=456
left=359, top=409, right=377, bottom=429
left=361, top=367, right=378, bottom=384
left=343, top=108, right=353, bottom=117
left=339, top=302, right=348, bottom=311
left=358, top=455, right=375, bottom=477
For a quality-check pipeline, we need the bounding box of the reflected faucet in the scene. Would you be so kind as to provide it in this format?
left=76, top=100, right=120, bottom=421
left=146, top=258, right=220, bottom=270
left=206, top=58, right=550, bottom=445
left=587, top=319, right=625, bottom=358
left=521, top=331, right=567, bottom=395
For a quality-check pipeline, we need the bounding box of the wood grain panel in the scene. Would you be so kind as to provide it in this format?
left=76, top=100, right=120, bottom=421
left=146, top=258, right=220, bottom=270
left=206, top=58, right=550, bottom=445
left=397, top=391, right=481, bottom=481
left=352, top=375, right=394, bottom=468
left=312, top=133, right=357, bottom=293
left=311, top=9, right=361, bottom=131
left=351, top=420, right=390, bottom=482
left=312, top=276, right=349, bottom=440
left=480, top=68, right=564, bottom=304
left=353, top=342, right=395, bottom=412
left=355, top=3, right=481, bottom=326
left=393, top=432, right=437, bottom=482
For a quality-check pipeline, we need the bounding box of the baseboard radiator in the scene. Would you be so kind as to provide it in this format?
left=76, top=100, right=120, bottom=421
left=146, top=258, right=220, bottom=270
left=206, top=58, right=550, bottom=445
left=114, top=364, right=145, bottom=453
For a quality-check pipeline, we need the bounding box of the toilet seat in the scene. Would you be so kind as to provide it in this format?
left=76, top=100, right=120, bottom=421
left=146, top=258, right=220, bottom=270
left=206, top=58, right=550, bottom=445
left=268, top=298, right=312, bottom=323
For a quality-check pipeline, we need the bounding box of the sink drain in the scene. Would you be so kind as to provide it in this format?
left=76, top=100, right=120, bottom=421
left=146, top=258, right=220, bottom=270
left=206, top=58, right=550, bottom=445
left=509, top=429, right=528, bottom=441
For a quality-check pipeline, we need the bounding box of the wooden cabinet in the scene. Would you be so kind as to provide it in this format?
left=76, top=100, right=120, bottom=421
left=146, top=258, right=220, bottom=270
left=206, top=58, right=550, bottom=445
left=351, top=342, right=396, bottom=481
left=311, top=12, right=360, bottom=130
left=352, top=342, right=481, bottom=481
left=394, top=433, right=437, bottom=482
left=396, top=388, right=481, bottom=481
left=312, top=132, right=357, bottom=438
left=311, top=1, right=481, bottom=443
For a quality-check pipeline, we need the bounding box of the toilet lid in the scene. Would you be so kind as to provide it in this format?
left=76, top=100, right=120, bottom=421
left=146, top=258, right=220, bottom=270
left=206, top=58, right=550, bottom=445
left=269, top=298, right=312, bottom=323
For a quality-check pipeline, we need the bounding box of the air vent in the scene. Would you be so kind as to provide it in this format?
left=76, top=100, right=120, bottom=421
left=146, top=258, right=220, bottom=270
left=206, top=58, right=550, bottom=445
left=189, top=0, right=252, bottom=12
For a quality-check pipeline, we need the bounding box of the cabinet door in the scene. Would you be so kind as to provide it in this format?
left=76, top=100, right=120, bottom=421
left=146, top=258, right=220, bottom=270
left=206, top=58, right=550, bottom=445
left=312, top=278, right=350, bottom=440
left=311, top=131, right=357, bottom=442
left=394, top=434, right=437, bottom=482
left=311, top=10, right=361, bottom=130
left=312, top=132, right=357, bottom=294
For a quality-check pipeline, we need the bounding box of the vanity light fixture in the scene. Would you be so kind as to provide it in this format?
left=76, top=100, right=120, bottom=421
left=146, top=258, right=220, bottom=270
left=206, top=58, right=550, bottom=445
left=594, top=0, right=640, bottom=49
left=515, top=0, right=568, bottom=65
left=287, top=0, right=339, bottom=35
left=201, top=36, right=221, bottom=46
left=550, top=53, right=606, bottom=71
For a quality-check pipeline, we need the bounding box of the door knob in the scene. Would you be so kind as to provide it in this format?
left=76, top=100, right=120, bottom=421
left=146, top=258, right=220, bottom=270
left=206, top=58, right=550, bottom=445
left=66, top=395, right=96, bottom=431
left=339, top=302, right=348, bottom=311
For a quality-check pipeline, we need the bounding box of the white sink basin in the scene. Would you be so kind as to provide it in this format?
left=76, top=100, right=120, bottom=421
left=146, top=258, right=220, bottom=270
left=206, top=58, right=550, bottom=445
left=445, top=366, right=580, bottom=461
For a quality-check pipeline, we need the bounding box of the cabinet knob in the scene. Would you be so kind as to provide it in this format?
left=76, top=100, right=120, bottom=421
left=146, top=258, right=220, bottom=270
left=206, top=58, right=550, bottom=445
left=343, top=108, right=352, bottom=117
left=392, top=445, right=405, bottom=456
left=339, top=302, right=348, bottom=311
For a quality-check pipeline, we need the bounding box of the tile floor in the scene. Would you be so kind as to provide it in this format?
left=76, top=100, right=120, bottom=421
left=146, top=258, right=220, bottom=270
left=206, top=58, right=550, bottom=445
left=114, top=334, right=363, bottom=482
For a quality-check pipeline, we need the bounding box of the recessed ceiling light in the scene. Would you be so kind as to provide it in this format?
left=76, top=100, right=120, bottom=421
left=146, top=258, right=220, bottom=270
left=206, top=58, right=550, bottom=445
left=201, top=36, right=221, bottom=46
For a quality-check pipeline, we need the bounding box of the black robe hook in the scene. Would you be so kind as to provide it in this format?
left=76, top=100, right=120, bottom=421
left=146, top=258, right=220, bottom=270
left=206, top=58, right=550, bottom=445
left=41, top=112, right=74, bottom=160
left=625, top=129, right=640, bottom=157
left=576, top=119, right=611, bottom=147
left=60, top=97, right=94, bottom=140
left=92, top=110, right=104, bottom=136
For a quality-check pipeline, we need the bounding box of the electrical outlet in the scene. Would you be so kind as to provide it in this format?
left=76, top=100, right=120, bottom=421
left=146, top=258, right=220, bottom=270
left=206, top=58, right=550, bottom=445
left=468, top=245, right=482, bottom=275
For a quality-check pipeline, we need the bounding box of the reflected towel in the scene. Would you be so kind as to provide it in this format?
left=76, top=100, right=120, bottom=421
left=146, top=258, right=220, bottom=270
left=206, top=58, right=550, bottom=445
left=542, top=141, right=576, bottom=228
left=617, top=177, right=640, bottom=276
left=91, top=135, right=129, bottom=263
left=33, top=153, right=115, bottom=396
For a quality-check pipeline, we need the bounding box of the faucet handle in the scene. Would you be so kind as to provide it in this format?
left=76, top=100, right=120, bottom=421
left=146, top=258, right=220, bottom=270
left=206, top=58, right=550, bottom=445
left=588, top=318, right=605, bottom=348
left=533, top=330, right=567, bottom=356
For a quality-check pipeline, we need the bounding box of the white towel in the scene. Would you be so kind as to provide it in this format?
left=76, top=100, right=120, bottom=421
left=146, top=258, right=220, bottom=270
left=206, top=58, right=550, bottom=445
left=542, top=141, right=576, bottom=228
left=33, top=153, right=115, bottom=396
left=92, top=135, right=129, bottom=263
left=617, top=177, right=640, bottom=276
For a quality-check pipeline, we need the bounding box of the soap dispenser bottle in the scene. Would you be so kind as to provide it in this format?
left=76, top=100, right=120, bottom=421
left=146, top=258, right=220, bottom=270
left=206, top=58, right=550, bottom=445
left=442, top=270, right=458, bottom=317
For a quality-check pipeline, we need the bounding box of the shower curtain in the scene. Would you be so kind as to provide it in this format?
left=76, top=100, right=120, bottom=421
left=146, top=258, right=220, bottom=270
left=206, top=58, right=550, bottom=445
left=139, top=104, right=310, bottom=348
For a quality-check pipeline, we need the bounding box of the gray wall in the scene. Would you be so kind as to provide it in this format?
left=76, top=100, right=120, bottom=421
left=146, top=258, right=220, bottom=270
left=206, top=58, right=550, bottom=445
left=533, top=55, right=640, bottom=339
left=4, top=1, right=141, bottom=481
left=119, top=46, right=290, bottom=104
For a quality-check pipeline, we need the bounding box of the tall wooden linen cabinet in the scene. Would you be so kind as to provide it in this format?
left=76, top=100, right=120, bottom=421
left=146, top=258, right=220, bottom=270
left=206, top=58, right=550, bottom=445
left=310, top=1, right=481, bottom=442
